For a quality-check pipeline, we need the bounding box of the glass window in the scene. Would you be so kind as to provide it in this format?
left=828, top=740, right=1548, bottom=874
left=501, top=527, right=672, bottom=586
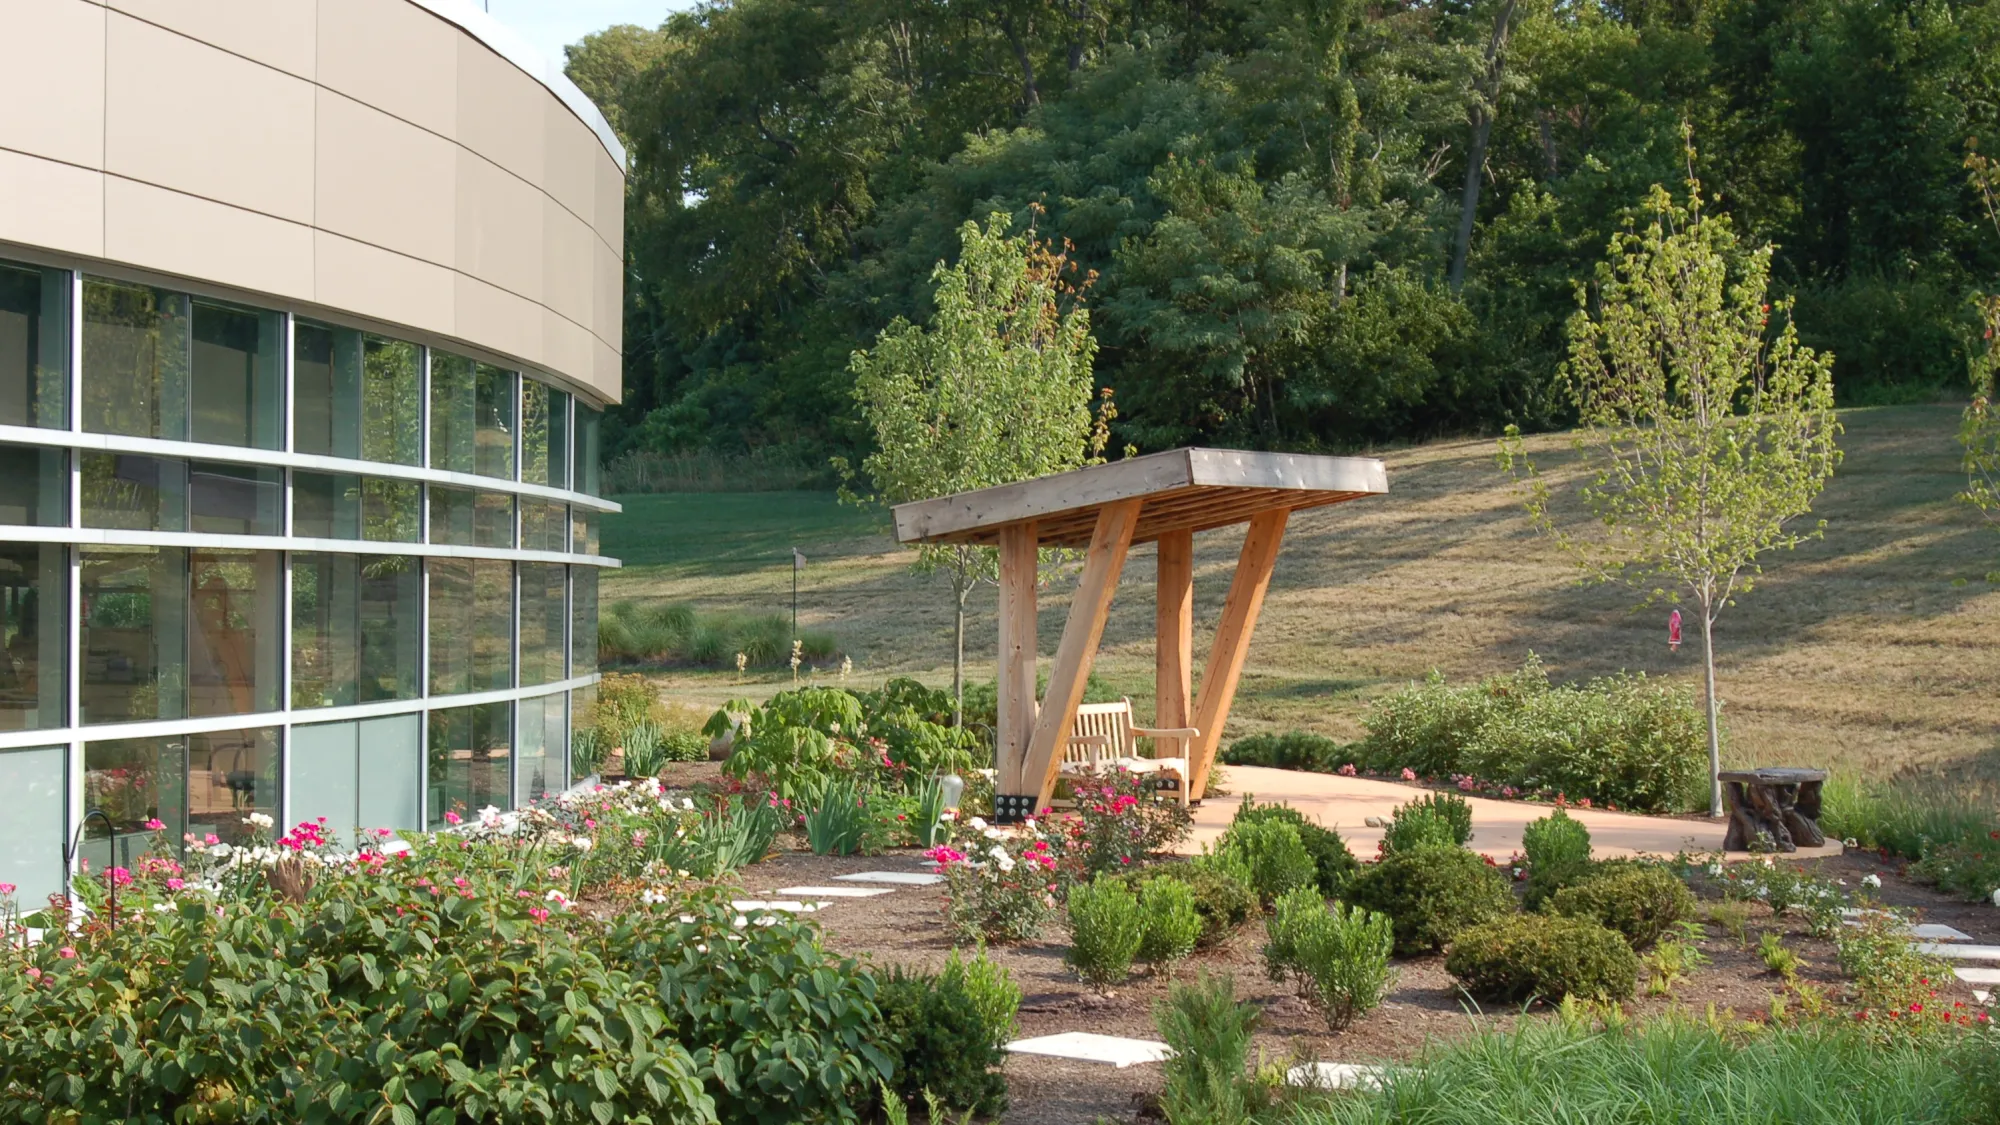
left=80, top=546, right=188, bottom=724
left=520, top=500, right=567, bottom=552
left=571, top=566, right=598, bottom=678
left=188, top=727, right=280, bottom=843
left=291, top=553, right=420, bottom=708
left=290, top=714, right=421, bottom=844
left=295, top=473, right=420, bottom=542
left=188, top=549, right=281, bottom=717
left=82, top=279, right=281, bottom=448
left=0, top=444, right=66, bottom=526
left=82, top=452, right=187, bottom=532
left=518, top=563, right=567, bottom=687
left=0, top=745, right=65, bottom=910
left=429, top=485, right=514, bottom=548
left=81, top=728, right=278, bottom=868
left=428, top=557, right=512, bottom=696
left=522, top=380, right=570, bottom=488
left=293, top=321, right=421, bottom=465
left=571, top=507, right=600, bottom=556
left=0, top=260, right=69, bottom=429
left=190, top=462, right=281, bottom=536
left=428, top=701, right=511, bottom=828
left=430, top=351, right=515, bottom=479
left=0, top=543, right=67, bottom=731
left=516, top=694, right=566, bottom=806
left=570, top=683, right=600, bottom=779
left=573, top=404, right=602, bottom=496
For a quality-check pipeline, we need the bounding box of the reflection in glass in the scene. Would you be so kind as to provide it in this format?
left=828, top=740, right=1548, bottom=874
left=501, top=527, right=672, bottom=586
left=520, top=500, right=568, bottom=552
left=190, top=462, right=281, bottom=536
left=428, top=702, right=511, bottom=828
left=428, top=557, right=513, bottom=696
left=522, top=380, right=569, bottom=488
left=570, top=507, right=600, bottom=556
left=430, top=351, right=516, bottom=479
left=0, top=444, right=66, bottom=527
left=295, top=473, right=420, bottom=542
left=293, top=321, right=421, bottom=465
left=429, top=485, right=514, bottom=548
left=81, top=453, right=187, bottom=532
left=80, top=546, right=188, bottom=724
left=516, top=693, right=566, bottom=806
left=188, top=550, right=281, bottom=717
left=82, top=279, right=281, bottom=448
left=0, top=260, right=69, bottom=429
left=187, top=727, right=280, bottom=845
left=291, top=553, right=420, bottom=708
left=573, top=404, right=602, bottom=496
left=82, top=728, right=277, bottom=866
left=518, top=563, right=566, bottom=687
left=570, top=683, right=598, bottom=777
left=0, top=543, right=66, bottom=731
left=571, top=566, right=598, bottom=678
left=290, top=715, right=422, bottom=844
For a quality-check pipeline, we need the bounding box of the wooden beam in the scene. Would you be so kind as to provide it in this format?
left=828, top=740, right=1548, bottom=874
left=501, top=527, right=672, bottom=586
left=1020, top=499, right=1143, bottom=812
left=1155, top=529, right=1193, bottom=730
left=1187, top=509, right=1289, bottom=797
left=996, top=522, right=1039, bottom=794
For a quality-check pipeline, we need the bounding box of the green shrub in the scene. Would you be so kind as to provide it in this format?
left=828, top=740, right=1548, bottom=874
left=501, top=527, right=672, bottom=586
left=1133, top=860, right=1258, bottom=947
left=1231, top=796, right=1360, bottom=896
left=1347, top=846, right=1515, bottom=955
left=1759, top=930, right=1802, bottom=981
left=1155, top=974, right=1262, bottom=1125
left=664, top=728, right=710, bottom=762
left=1223, top=731, right=1344, bottom=771
left=1137, top=877, right=1203, bottom=968
left=1521, top=808, right=1592, bottom=908
left=877, top=958, right=1012, bottom=1116
left=1445, top=914, right=1639, bottom=1002
left=1402, top=793, right=1473, bottom=844
left=600, top=600, right=839, bottom=669
left=1354, top=666, right=1530, bottom=778
left=1265, top=888, right=1397, bottom=1030
left=1382, top=807, right=1461, bottom=856
left=1545, top=865, right=1696, bottom=949
left=1835, top=911, right=1955, bottom=1016
left=1823, top=772, right=2000, bottom=903
left=938, top=947, right=1021, bottom=1041
left=804, top=777, right=871, bottom=855
left=1066, top=877, right=1146, bottom=989
left=1216, top=817, right=1320, bottom=905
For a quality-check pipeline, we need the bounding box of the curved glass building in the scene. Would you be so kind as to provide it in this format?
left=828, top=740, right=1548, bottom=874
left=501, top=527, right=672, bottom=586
left=0, top=0, right=624, bottom=904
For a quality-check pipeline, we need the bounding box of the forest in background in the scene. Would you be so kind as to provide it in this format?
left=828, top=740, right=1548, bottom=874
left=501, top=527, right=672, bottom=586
left=565, top=0, right=2000, bottom=477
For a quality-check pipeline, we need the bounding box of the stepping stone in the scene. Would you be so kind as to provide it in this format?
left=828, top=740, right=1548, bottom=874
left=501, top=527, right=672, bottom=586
left=773, top=885, right=894, bottom=898
left=1006, top=1032, right=1173, bottom=1068
left=1976, top=990, right=1993, bottom=1005
left=1909, top=923, right=1974, bottom=941
left=1285, top=1063, right=1386, bottom=1090
left=1954, top=967, right=2000, bottom=985
left=832, top=871, right=945, bottom=886
left=1913, top=943, right=2000, bottom=961
left=730, top=900, right=828, bottom=913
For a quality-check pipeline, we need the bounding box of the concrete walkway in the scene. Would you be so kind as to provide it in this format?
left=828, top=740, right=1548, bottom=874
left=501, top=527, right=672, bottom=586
left=1183, top=765, right=1844, bottom=862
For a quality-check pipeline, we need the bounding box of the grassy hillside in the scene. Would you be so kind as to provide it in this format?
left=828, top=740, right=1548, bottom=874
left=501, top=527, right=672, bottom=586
left=603, top=406, right=2000, bottom=782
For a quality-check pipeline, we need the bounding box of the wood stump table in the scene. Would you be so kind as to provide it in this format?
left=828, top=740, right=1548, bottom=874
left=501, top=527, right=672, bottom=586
left=1719, top=767, right=1828, bottom=852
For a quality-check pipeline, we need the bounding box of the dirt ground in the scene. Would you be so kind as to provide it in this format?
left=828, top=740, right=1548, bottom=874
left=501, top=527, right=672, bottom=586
left=729, top=847, right=1998, bottom=1125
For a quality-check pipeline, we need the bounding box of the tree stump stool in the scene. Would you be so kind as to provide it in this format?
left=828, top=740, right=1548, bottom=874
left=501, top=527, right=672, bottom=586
left=1719, top=768, right=1828, bottom=852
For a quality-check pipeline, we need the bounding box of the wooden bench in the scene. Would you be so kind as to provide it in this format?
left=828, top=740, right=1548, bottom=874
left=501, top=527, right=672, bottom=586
left=1062, top=698, right=1198, bottom=807
left=1720, top=767, right=1828, bottom=852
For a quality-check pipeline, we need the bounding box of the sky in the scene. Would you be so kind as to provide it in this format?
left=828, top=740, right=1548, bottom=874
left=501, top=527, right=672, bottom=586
left=481, top=0, right=694, bottom=67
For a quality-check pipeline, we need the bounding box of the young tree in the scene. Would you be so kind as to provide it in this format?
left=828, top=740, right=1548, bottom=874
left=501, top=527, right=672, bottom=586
left=1499, top=162, right=1841, bottom=817
left=843, top=212, right=1104, bottom=722
left=1955, top=143, right=2000, bottom=527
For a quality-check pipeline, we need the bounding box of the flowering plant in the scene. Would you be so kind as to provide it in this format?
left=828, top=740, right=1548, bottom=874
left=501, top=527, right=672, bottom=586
left=930, top=821, right=1061, bottom=944
left=1058, top=767, right=1193, bottom=877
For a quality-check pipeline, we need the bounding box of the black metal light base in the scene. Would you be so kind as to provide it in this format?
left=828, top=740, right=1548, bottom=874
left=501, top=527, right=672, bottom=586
left=993, top=793, right=1038, bottom=824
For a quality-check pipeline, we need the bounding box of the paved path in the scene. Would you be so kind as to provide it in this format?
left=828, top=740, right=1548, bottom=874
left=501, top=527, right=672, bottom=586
left=1182, top=765, right=1844, bottom=862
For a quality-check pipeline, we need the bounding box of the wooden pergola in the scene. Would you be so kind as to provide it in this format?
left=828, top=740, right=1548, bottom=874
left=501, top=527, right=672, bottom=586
left=894, top=447, right=1389, bottom=820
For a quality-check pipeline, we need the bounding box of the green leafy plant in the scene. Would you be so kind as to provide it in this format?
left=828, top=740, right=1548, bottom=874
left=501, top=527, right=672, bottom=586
left=1402, top=793, right=1474, bottom=845
left=1136, top=876, right=1203, bottom=970
left=621, top=718, right=670, bottom=778
left=1546, top=865, right=1697, bottom=949
left=937, top=836, right=1060, bottom=945
left=1382, top=806, right=1462, bottom=856
left=1155, top=974, right=1262, bottom=1125
left=1069, top=767, right=1195, bottom=875
left=1445, top=913, right=1640, bottom=1002
left=1065, top=876, right=1147, bottom=990
left=876, top=961, right=1012, bottom=1116
left=1836, top=911, right=1953, bottom=1018
left=1642, top=919, right=1711, bottom=996
left=1264, top=887, right=1397, bottom=1030
left=1223, top=731, right=1344, bottom=772
left=1128, top=859, right=1258, bottom=948
left=1215, top=817, right=1319, bottom=905
left=1230, top=795, right=1359, bottom=896
left=911, top=774, right=951, bottom=847
left=1759, top=931, right=1802, bottom=982
left=1347, top=844, right=1515, bottom=955
left=939, top=947, right=1021, bottom=1042
left=1705, top=900, right=1752, bottom=948
left=804, top=776, right=871, bottom=856
left=1522, top=808, right=1593, bottom=908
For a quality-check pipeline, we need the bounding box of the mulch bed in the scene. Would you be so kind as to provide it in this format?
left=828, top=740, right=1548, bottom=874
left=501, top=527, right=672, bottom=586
left=730, top=848, right=1997, bottom=1125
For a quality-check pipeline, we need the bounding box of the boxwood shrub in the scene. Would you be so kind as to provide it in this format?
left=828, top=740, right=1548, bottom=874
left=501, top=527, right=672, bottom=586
left=1125, top=861, right=1257, bottom=947
left=1545, top=865, right=1698, bottom=949
left=1445, top=913, right=1640, bottom=1002
left=1345, top=846, right=1515, bottom=955
left=1231, top=796, right=1360, bottom=896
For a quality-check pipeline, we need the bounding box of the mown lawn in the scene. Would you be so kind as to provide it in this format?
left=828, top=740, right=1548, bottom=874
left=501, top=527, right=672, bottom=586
left=604, top=405, right=2000, bottom=783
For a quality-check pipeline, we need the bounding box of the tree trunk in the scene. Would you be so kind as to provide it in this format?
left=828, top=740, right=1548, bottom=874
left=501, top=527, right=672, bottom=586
left=953, top=579, right=971, bottom=727
left=1448, top=0, right=1518, bottom=292
left=1699, top=604, right=1723, bottom=818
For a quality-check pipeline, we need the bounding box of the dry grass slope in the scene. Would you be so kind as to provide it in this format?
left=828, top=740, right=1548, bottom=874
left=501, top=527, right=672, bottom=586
left=606, top=406, right=2000, bottom=782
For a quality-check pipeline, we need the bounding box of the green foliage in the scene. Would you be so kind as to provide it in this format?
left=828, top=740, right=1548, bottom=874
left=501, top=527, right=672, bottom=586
left=1265, top=888, right=1397, bottom=1031
left=1759, top=931, right=1802, bottom=982
left=1346, top=845, right=1515, bottom=956
left=1130, top=860, right=1258, bottom=949
left=1071, top=768, right=1196, bottom=875
left=876, top=959, right=1013, bottom=1117
left=1445, top=914, right=1640, bottom=1003
left=1065, top=877, right=1146, bottom=989
left=600, top=600, right=838, bottom=669
left=1136, top=877, right=1203, bottom=969
left=939, top=948, right=1021, bottom=1043
left=1835, top=911, right=1955, bottom=1018
left=1521, top=808, right=1593, bottom=909
left=804, top=777, right=870, bottom=856
left=1382, top=806, right=1460, bottom=856
left=1545, top=865, right=1698, bottom=950
left=851, top=678, right=984, bottom=777
left=1642, top=920, right=1711, bottom=997
left=1222, top=731, right=1345, bottom=772
left=1215, top=817, right=1319, bottom=906
left=1230, top=796, right=1359, bottom=897
left=1155, top=974, right=1262, bottom=1125
left=1401, top=794, right=1474, bottom=846
left=1822, top=772, right=2000, bottom=903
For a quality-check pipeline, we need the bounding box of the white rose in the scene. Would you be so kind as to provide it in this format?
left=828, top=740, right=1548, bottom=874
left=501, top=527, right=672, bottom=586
left=571, top=836, right=594, bottom=851
left=1862, top=873, right=1882, bottom=889
left=968, top=817, right=988, bottom=831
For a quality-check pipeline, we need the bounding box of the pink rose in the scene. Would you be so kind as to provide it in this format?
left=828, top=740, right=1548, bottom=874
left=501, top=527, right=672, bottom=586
left=203, top=834, right=219, bottom=846
left=444, top=811, right=463, bottom=825
left=144, top=818, right=165, bottom=831
left=166, top=878, right=184, bottom=891
left=1401, top=768, right=1416, bottom=781
left=0, top=883, right=13, bottom=895
left=57, top=946, right=76, bottom=959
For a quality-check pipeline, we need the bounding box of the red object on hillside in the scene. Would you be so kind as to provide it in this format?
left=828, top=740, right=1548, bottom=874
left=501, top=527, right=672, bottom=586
left=1668, top=609, right=1683, bottom=651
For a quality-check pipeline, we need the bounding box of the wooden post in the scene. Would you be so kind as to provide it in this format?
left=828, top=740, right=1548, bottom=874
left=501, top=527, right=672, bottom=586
left=1155, top=529, right=1194, bottom=730
left=996, top=522, right=1038, bottom=796
left=1017, top=499, right=1142, bottom=816
left=1186, top=509, right=1288, bottom=797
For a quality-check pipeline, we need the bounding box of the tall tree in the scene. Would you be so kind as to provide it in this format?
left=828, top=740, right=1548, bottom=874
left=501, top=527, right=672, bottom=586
left=1450, top=0, right=1521, bottom=292
left=843, top=214, right=1104, bottom=720
left=1499, top=158, right=1842, bottom=817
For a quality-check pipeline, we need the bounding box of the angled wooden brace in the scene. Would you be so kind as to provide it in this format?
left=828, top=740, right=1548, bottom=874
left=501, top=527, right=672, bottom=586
left=1186, top=508, right=1288, bottom=797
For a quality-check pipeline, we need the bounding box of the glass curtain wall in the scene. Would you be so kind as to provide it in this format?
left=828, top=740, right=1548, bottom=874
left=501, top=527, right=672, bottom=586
left=82, top=727, right=278, bottom=867
left=81, top=280, right=282, bottom=449
left=0, top=543, right=66, bottom=731
left=515, top=693, right=566, bottom=807
left=428, top=702, right=511, bottom=828
left=290, top=714, right=421, bottom=844
left=430, top=352, right=515, bottom=479
left=517, top=563, right=566, bottom=687
left=79, top=548, right=280, bottom=724
left=522, top=380, right=569, bottom=488
left=571, top=567, right=598, bottom=678
left=292, top=321, right=422, bottom=465
left=292, top=553, right=421, bottom=708
left=0, top=745, right=65, bottom=906
left=429, top=486, right=515, bottom=548
left=428, top=558, right=513, bottom=696
left=0, top=260, right=69, bottom=429
left=0, top=443, right=67, bottom=526
left=293, top=473, right=421, bottom=542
